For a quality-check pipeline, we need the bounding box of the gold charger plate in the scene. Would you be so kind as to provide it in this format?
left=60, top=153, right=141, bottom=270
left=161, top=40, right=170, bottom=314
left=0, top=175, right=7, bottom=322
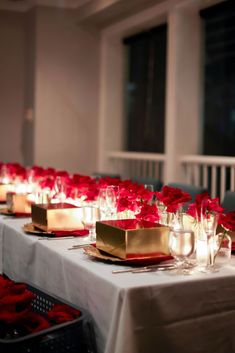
left=23, top=223, right=54, bottom=236
left=83, top=245, right=172, bottom=266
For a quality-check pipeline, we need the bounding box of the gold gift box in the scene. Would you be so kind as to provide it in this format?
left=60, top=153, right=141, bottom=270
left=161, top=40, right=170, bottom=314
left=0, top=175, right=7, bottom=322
left=96, top=219, right=170, bottom=259
left=6, top=192, right=32, bottom=214
left=31, top=202, right=84, bottom=232
left=0, top=184, right=14, bottom=202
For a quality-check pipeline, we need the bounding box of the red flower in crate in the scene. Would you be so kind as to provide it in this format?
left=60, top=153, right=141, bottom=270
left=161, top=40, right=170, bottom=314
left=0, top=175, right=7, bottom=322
left=47, top=304, right=81, bottom=324
left=21, top=312, right=51, bottom=333
left=0, top=282, right=35, bottom=325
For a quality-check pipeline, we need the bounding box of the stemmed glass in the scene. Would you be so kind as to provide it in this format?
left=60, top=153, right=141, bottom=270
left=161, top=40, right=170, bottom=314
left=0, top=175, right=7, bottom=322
left=97, top=186, right=119, bottom=220
left=198, top=200, right=219, bottom=272
left=53, top=176, right=67, bottom=202
left=82, top=206, right=100, bottom=242
left=106, top=185, right=119, bottom=218
left=168, top=229, right=195, bottom=274
left=144, top=184, right=155, bottom=204
left=97, top=187, right=108, bottom=220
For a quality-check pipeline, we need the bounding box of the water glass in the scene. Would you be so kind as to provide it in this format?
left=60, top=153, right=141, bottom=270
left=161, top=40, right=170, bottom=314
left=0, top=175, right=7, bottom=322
left=169, top=229, right=195, bottom=274
left=214, top=232, right=232, bottom=265
left=98, top=186, right=119, bottom=220
left=82, top=206, right=100, bottom=241
left=97, top=187, right=108, bottom=220
left=106, top=185, right=119, bottom=217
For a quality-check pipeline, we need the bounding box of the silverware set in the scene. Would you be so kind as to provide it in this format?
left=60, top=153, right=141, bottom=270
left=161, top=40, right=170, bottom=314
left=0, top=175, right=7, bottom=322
left=112, top=262, right=176, bottom=274
left=38, top=236, right=79, bottom=241
left=68, top=244, right=92, bottom=250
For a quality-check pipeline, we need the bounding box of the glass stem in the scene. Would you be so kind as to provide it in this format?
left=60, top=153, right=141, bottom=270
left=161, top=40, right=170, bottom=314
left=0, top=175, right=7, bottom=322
left=207, top=235, right=215, bottom=266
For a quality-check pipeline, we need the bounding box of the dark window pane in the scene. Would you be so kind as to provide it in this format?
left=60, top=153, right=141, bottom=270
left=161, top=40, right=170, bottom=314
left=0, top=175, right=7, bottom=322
left=123, top=24, right=167, bottom=153
left=201, top=0, right=235, bottom=156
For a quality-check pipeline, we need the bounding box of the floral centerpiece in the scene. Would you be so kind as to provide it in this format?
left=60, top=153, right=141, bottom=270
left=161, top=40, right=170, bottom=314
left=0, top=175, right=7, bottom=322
left=216, top=210, right=235, bottom=261
left=187, top=192, right=223, bottom=220
left=155, top=185, right=192, bottom=227
left=185, top=192, right=225, bottom=267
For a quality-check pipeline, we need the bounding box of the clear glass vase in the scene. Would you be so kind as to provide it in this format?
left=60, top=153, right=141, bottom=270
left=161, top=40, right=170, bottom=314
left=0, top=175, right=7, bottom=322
left=214, top=231, right=232, bottom=265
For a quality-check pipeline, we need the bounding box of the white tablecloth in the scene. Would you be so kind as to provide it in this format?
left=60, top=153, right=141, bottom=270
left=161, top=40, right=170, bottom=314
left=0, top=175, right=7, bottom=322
left=1, top=215, right=235, bottom=353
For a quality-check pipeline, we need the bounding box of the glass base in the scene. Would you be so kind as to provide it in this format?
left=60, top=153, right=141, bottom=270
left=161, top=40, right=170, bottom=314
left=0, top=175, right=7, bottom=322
left=171, top=260, right=196, bottom=275
left=84, top=231, right=96, bottom=243
left=195, top=264, right=219, bottom=273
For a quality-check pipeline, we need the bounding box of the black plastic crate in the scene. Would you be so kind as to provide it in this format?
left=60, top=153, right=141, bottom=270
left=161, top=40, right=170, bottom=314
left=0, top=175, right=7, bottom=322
left=0, top=284, right=97, bottom=353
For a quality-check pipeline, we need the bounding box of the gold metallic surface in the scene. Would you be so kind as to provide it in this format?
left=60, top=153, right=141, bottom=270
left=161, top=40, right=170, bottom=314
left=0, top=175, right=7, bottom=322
left=6, top=193, right=32, bottom=214
left=31, top=203, right=84, bottom=231
left=0, top=184, right=14, bottom=202
left=96, top=220, right=170, bottom=259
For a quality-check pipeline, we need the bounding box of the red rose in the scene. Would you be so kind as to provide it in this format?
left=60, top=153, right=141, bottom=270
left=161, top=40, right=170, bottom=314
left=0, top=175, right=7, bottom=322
left=219, top=211, right=235, bottom=231
left=135, top=203, right=160, bottom=223
left=187, top=192, right=223, bottom=220
left=117, top=197, right=137, bottom=212
left=22, top=312, right=51, bottom=333
left=47, top=304, right=81, bottom=324
left=156, top=185, right=191, bottom=213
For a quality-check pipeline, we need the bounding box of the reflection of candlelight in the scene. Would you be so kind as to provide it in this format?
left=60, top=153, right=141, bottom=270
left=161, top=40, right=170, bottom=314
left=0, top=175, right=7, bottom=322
left=33, top=189, right=51, bottom=204
left=2, top=177, right=10, bottom=184
left=27, top=193, right=35, bottom=203
left=15, top=183, right=27, bottom=194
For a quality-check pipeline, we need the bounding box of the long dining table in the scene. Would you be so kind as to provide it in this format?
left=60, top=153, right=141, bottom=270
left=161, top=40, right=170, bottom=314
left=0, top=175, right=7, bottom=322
left=1, top=214, right=235, bottom=353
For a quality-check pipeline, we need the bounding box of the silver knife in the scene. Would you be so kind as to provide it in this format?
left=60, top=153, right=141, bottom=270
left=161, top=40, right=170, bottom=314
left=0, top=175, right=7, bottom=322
left=112, top=262, right=175, bottom=274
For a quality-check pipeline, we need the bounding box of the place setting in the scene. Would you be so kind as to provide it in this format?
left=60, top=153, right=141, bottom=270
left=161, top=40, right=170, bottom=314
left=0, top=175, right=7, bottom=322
left=79, top=187, right=234, bottom=276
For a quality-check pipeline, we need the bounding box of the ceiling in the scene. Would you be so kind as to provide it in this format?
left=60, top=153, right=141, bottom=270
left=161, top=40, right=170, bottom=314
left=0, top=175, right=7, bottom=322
left=0, top=0, right=91, bottom=11
left=0, top=0, right=166, bottom=28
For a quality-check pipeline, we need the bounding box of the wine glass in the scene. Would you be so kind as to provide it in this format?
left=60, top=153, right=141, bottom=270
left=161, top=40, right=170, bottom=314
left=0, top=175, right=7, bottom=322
left=82, top=206, right=100, bottom=242
left=144, top=184, right=154, bottom=192
left=169, top=229, right=195, bottom=274
left=106, top=185, right=119, bottom=218
left=53, top=176, right=67, bottom=202
left=97, top=187, right=108, bottom=220
left=198, top=199, right=219, bottom=272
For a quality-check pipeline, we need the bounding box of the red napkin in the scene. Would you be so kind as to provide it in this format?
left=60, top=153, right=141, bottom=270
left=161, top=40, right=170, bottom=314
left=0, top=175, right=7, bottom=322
left=14, top=213, right=31, bottom=217
left=51, top=229, right=89, bottom=237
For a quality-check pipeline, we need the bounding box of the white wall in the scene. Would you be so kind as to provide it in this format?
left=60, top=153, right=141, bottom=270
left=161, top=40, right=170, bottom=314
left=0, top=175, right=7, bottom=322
left=0, top=7, right=100, bottom=175
left=0, top=11, right=25, bottom=164
left=22, top=9, right=36, bottom=167
left=34, top=7, right=100, bottom=174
